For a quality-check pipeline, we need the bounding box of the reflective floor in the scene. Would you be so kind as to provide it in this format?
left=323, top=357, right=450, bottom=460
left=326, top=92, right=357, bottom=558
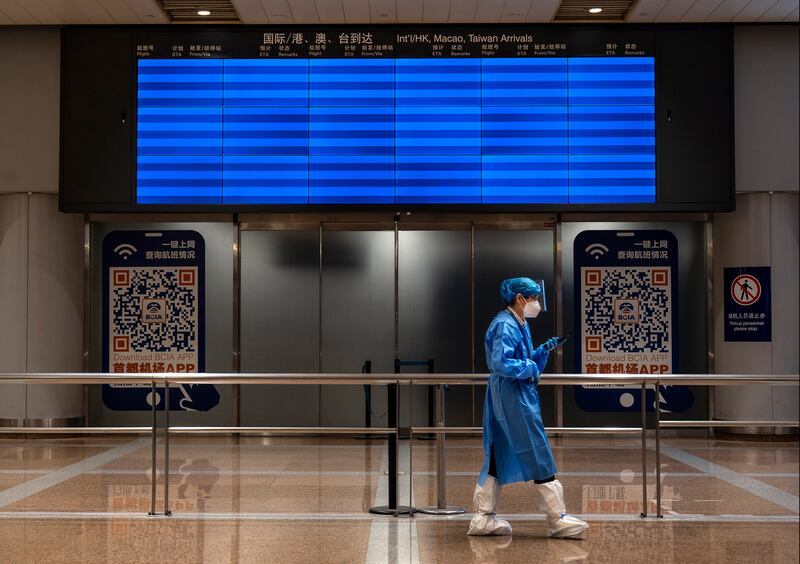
left=0, top=435, right=797, bottom=563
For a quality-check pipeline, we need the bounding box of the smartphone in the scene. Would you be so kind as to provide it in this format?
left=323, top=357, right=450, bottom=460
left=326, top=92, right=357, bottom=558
left=546, top=335, right=569, bottom=351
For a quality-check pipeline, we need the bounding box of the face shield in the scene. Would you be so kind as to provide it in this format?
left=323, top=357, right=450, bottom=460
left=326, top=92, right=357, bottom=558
left=534, top=279, right=547, bottom=313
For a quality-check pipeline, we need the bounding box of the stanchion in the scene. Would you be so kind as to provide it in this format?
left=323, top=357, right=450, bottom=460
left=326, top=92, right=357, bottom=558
left=418, top=384, right=465, bottom=515
left=363, top=360, right=372, bottom=430
left=356, top=361, right=388, bottom=440
left=655, top=378, right=662, bottom=518
left=148, top=379, right=158, bottom=516
left=640, top=380, right=647, bottom=518
left=369, top=377, right=415, bottom=515
left=163, top=379, right=172, bottom=516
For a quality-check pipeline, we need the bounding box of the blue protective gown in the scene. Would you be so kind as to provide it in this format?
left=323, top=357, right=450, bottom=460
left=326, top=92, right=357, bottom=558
left=478, top=309, right=557, bottom=486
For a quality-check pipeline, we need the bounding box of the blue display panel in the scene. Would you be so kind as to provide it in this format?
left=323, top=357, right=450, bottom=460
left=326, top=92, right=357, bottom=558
left=136, top=57, right=655, bottom=205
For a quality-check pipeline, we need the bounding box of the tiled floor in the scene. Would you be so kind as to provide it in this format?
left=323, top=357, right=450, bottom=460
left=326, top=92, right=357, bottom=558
left=0, top=435, right=797, bottom=563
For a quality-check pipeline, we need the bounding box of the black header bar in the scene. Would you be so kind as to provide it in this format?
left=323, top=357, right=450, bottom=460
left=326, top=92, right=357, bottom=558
left=135, top=27, right=654, bottom=59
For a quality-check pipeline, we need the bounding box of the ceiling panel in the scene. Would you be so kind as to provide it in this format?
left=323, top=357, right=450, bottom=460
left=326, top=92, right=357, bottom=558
left=260, top=0, right=294, bottom=22
left=161, top=1, right=238, bottom=21
left=556, top=0, right=637, bottom=21
left=0, top=1, right=39, bottom=23
left=626, top=0, right=669, bottom=22
left=315, top=0, right=347, bottom=22
left=127, top=0, right=168, bottom=22
left=760, top=0, right=800, bottom=20
left=499, top=0, right=531, bottom=22
left=15, top=0, right=62, bottom=23
left=233, top=0, right=268, bottom=22
left=0, top=0, right=794, bottom=24
left=681, top=0, right=726, bottom=20
left=423, top=0, right=450, bottom=22
left=447, top=0, right=478, bottom=22
left=524, top=0, right=561, bottom=21
left=734, top=0, right=782, bottom=20
left=287, top=0, right=321, bottom=22
left=100, top=0, right=144, bottom=23
left=370, top=0, right=396, bottom=22
left=342, top=0, right=369, bottom=22
left=705, top=0, right=751, bottom=21
left=68, top=0, right=116, bottom=23
left=474, top=0, right=504, bottom=22
left=654, top=0, right=695, bottom=21
left=45, top=0, right=91, bottom=23
left=397, top=0, right=422, bottom=22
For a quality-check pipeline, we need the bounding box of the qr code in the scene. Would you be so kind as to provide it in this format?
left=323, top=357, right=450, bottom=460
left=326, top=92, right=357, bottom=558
left=581, top=267, right=671, bottom=353
left=110, top=267, right=198, bottom=353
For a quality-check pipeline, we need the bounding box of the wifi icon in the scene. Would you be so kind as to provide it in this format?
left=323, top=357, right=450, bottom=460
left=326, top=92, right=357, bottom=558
left=114, top=244, right=137, bottom=260
left=585, top=243, right=609, bottom=260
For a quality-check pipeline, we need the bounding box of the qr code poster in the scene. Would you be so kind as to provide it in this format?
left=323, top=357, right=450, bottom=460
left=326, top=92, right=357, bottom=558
left=574, top=230, right=693, bottom=413
left=102, top=230, right=219, bottom=412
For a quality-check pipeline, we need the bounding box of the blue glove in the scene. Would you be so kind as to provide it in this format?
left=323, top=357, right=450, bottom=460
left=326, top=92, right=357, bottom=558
left=528, top=359, right=542, bottom=385
left=532, top=338, right=559, bottom=372
left=542, top=337, right=561, bottom=352
left=530, top=347, right=547, bottom=375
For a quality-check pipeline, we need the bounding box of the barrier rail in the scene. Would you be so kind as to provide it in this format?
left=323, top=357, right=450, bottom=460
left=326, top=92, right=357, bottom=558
left=648, top=376, right=799, bottom=517
left=0, top=373, right=797, bottom=519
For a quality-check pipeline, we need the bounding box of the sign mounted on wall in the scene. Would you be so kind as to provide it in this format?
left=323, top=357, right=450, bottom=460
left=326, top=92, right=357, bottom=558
left=573, top=229, right=693, bottom=413
left=102, top=230, right=219, bottom=412
left=724, top=266, right=771, bottom=342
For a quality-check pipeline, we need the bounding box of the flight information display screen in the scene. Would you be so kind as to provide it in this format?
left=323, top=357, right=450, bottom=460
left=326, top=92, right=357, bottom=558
left=135, top=29, right=655, bottom=206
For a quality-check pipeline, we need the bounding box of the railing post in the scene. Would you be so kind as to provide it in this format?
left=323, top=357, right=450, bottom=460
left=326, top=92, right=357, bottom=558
left=640, top=379, right=647, bottom=518
left=163, top=377, right=171, bottom=516
left=369, top=374, right=414, bottom=515
left=419, top=384, right=465, bottom=515
left=149, top=378, right=157, bottom=516
left=655, top=378, right=662, bottom=518
left=363, top=360, right=372, bottom=430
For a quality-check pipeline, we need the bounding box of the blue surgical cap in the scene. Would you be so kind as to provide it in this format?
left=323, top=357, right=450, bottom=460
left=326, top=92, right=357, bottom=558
left=500, top=277, right=542, bottom=304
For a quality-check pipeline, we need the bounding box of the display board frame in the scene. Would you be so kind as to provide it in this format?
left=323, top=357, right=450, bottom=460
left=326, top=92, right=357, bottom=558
left=59, top=24, right=736, bottom=214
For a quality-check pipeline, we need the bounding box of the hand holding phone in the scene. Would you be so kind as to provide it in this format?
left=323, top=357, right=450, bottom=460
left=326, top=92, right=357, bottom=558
left=543, top=335, right=569, bottom=352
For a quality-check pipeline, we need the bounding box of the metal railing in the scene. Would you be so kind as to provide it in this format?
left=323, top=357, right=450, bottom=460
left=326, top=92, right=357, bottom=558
left=0, top=373, right=797, bottom=519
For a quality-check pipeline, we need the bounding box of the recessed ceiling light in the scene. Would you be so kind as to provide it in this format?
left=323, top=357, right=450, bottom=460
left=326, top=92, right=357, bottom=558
left=589, top=8, right=603, bottom=14
left=197, top=9, right=211, bottom=16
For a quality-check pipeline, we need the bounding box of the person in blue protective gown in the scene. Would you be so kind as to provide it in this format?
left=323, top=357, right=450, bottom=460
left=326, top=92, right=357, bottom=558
left=467, top=277, right=589, bottom=539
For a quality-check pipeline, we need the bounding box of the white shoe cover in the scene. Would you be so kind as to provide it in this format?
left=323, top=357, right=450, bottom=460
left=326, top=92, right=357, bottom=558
left=467, top=476, right=512, bottom=536
left=534, top=480, right=589, bottom=539
left=468, top=513, right=513, bottom=536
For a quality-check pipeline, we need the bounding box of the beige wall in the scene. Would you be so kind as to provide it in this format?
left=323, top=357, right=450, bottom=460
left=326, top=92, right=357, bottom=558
left=713, top=192, right=799, bottom=423
left=0, top=193, right=83, bottom=420
left=0, top=194, right=28, bottom=417
left=0, top=29, right=60, bottom=194
left=0, top=29, right=81, bottom=421
left=734, top=25, right=800, bottom=192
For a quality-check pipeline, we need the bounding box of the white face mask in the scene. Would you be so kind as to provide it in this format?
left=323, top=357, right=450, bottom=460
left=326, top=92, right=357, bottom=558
left=523, top=299, right=541, bottom=319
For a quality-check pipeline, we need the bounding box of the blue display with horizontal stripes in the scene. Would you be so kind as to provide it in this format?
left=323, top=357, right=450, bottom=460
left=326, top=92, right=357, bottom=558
left=136, top=57, right=655, bottom=205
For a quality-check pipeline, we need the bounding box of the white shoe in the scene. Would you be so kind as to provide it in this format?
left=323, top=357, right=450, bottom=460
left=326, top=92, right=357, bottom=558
left=467, top=476, right=512, bottom=536
left=534, top=480, right=589, bottom=539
